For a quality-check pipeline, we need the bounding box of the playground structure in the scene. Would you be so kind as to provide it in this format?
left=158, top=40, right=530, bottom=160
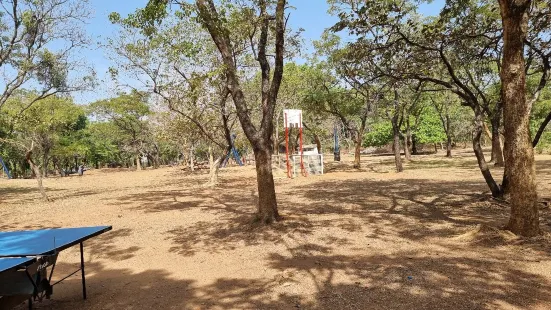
left=275, top=109, right=323, bottom=178
left=0, top=156, right=11, bottom=179
left=222, top=134, right=244, bottom=168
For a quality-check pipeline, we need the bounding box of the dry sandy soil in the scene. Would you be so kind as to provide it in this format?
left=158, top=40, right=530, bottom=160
left=1, top=149, right=551, bottom=310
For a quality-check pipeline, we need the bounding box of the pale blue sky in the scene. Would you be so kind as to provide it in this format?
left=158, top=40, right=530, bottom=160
left=75, top=0, right=444, bottom=104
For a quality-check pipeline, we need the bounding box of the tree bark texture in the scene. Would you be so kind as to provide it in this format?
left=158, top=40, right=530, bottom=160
left=404, top=127, right=412, bottom=161
left=206, top=146, right=223, bottom=187
left=26, top=150, right=49, bottom=201
left=196, top=0, right=285, bottom=223
left=314, top=134, right=322, bottom=154
left=136, top=154, right=142, bottom=171
left=353, top=130, right=363, bottom=169
left=446, top=136, right=452, bottom=158
left=499, top=0, right=540, bottom=236
left=473, top=112, right=502, bottom=198
left=392, top=124, right=403, bottom=173
left=490, top=107, right=504, bottom=166
left=254, top=146, right=280, bottom=223
left=42, top=151, right=49, bottom=177
left=189, top=147, right=194, bottom=172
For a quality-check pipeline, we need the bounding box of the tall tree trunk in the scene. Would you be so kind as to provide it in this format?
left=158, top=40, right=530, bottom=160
left=9, top=161, right=16, bottom=179
left=483, top=122, right=492, bottom=148
left=313, top=133, right=322, bottom=154
left=196, top=0, right=285, bottom=223
left=189, top=146, right=194, bottom=172
left=404, top=131, right=411, bottom=161
left=205, top=146, right=222, bottom=187
left=411, top=135, right=418, bottom=155
left=136, top=154, right=142, bottom=171
left=473, top=112, right=502, bottom=198
left=275, top=112, right=279, bottom=155
left=491, top=107, right=504, bottom=166
left=26, top=150, right=49, bottom=201
left=42, top=151, right=49, bottom=178
left=254, top=146, right=280, bottom=223
left=502, top=164, right=510, bottom=196
left=445, top=114, right=452, bottom=157
left=403, top=139, right=410, bottom=161
left=446, top=136, right=453, bottom=158
left=52, top=157, right=61, bottom=176
left=353, top=130, right=363, bottom=169
left=499, top=0, right=539, bottom=236
left=392, top=124, right=403, bottom=172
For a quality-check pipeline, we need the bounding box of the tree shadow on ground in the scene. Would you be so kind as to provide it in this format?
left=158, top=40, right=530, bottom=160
left=85, top=228, right=140, bottom=261
left=265, top=250, right=551, bottom=309
left=404, top=158, right=493, bottom=171
left=14, top=248, right=551, bottom=310
left=10, top=168, right=550, bottom=309
left=113, top=189, right=208, bottom=213
left=0, top=186, right=65, bottom=203
left=14, top=261, right=302, bottom=310
left=284, top=178, right=511, bottom=238
left=163, top=176, right=535, bottom=258
left=0, top=223, right=55, bottom=231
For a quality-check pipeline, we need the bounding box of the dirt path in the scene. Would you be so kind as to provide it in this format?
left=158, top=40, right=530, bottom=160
left=1, top=150, right=550, bottom=309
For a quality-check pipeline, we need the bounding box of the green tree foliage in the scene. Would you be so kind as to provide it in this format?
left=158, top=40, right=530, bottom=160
left=0, top=0, right=95, bottom=112
left=414, top=108, right=447, bottom=144
left=364, top=121, right=393, bottom=147
left=89, top=91, right=152, bottom=170
left=0, top=92, right=86, bottom=177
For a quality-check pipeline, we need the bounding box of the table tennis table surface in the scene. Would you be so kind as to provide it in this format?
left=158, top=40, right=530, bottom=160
left=0, top=226, right=112, bottom=273
left=0, top=257, right=36, bottom=273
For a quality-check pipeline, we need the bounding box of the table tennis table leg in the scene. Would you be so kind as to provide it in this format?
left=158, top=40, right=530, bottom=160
left=80, top=242, right=86, bottom=300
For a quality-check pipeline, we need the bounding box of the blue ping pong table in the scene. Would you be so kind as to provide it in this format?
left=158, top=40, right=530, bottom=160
left=0, top=226, right=112, bottom=309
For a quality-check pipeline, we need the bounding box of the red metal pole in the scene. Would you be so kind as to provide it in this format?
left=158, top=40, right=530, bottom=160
left=285, top=113, right=291, bottom=178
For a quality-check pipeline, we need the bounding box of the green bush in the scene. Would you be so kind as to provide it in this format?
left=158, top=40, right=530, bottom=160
left=364, top=122, right=393, bottom=147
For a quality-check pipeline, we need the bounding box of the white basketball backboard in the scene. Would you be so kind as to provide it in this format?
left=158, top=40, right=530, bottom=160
left=283, top=109, right=302, bottom=128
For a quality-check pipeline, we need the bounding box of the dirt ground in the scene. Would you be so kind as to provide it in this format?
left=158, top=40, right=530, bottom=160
left=1, top=149, right=551, bottom=310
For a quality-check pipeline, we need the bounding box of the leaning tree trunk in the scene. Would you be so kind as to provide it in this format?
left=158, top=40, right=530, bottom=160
left=533, top=110, right=551, bottom=147
left=253, top=144, right=280, bottom=223
left=490, top=108, right=504, bottom=166
left=499, top=0, right=539, bottom=236
left=26, top=150, right=49, bottom=201
left=473, top=111, right=502, bottom=198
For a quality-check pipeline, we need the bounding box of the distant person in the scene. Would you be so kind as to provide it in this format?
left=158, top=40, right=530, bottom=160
left=78, top=164, right=84, bottom=176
